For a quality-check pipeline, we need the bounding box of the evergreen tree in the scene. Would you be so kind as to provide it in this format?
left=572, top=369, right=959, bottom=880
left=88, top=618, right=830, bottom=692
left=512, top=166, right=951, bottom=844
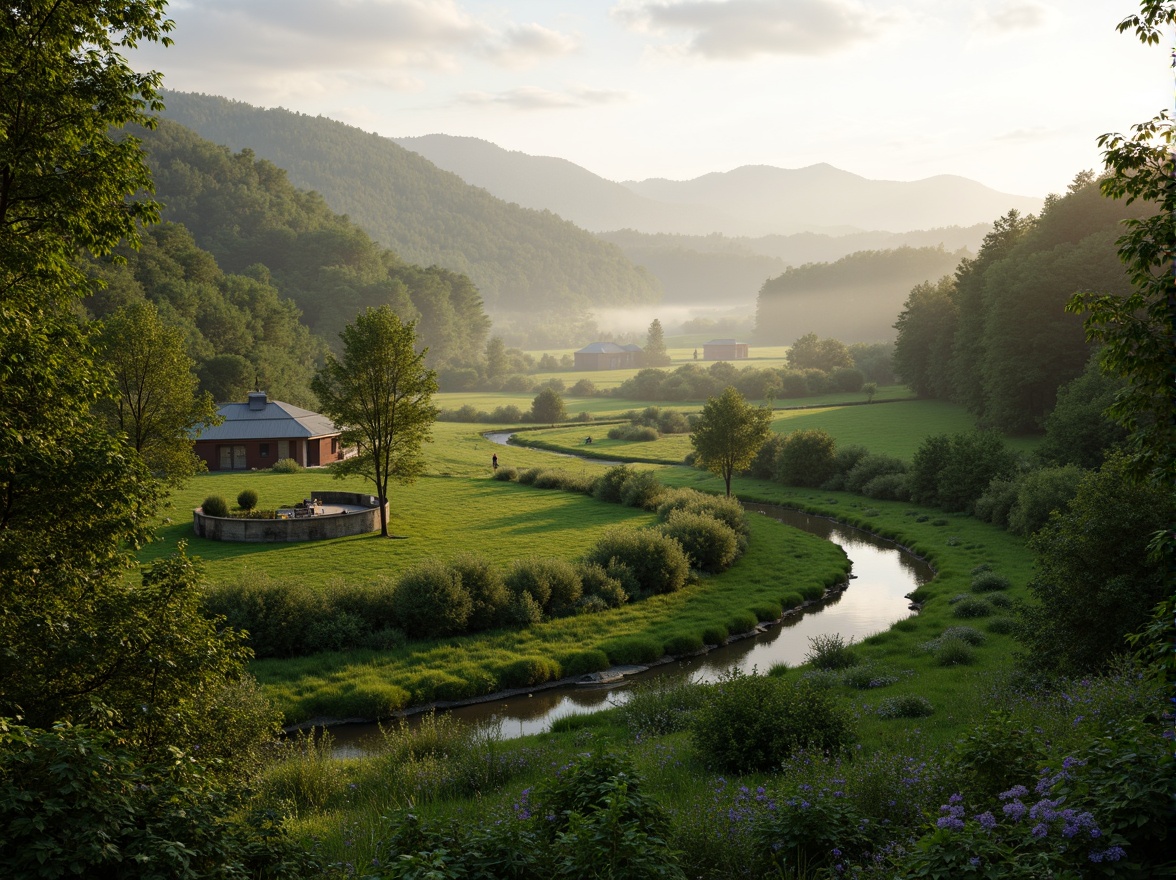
left=645, top=318, right=671, bottom=366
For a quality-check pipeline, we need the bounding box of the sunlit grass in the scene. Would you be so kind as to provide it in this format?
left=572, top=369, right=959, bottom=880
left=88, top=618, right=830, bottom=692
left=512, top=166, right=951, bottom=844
left=513, top=397, right=1041, bottom=463
left=146, top=466, right=655, bottom=584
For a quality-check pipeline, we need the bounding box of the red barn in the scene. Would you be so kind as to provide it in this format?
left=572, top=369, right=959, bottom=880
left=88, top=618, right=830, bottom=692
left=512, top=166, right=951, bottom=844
left=702, top=339, right=750, bottom=361
left=193, top=391, right=344, bottom=471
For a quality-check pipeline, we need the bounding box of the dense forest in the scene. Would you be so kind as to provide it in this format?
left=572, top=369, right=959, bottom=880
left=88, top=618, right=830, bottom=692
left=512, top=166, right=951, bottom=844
left=892, top=174, right=1152, bottom=433
left=87, top=120, right=494, bottom=405
left=754, top=245, right=968, bottom=343
left=157, top=92, right=663, bottom=329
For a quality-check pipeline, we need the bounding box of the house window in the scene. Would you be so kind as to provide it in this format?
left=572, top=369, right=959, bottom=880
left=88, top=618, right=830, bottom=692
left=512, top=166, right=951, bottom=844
left=331, top=438, right=338, bottom=454
left=259, top=443, right=270, bottom=458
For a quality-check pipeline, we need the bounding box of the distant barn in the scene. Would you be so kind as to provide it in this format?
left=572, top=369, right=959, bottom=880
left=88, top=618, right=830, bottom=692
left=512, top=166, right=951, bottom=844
left=703, top=339, right=750, bottom=361
left=194, top=391, right=344, bottom=471
left=573, top=342, right=644, bottom=371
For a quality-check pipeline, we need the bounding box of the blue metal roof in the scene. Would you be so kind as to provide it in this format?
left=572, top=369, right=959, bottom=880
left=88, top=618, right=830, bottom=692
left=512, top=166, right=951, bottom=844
left=193, top=394, right=339, bottom=442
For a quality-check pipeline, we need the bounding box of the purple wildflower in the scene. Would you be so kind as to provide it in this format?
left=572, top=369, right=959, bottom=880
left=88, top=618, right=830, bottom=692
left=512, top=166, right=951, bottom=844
left=1000, top=785, right=1028, bottom=800
left=1031, top=823, right=1049, bottom=839
left=976, top=811, right=997, bottom=831
left=1003, top=800, right=1027, bottom=822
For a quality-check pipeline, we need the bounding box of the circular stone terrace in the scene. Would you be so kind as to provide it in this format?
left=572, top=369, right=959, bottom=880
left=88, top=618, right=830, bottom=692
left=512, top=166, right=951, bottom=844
left=192, top=491, right=389, bottom=543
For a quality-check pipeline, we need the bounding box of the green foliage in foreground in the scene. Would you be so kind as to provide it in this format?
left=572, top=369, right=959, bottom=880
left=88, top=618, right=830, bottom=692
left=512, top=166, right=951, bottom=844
left=0, top=721, right=317, bottom=879
left=257, top=665, right=1171, bottom=880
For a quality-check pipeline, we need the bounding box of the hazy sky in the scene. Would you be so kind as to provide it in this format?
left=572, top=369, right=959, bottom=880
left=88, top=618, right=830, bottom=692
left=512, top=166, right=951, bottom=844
left=134, top=0, right=1169, bottom=198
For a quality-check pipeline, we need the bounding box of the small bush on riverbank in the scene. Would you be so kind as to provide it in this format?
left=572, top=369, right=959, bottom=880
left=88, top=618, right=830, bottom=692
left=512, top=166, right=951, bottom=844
left=805, top=633, right=860, bottom=670
left=584, top=527, right=690, bottom=596
left=608, top=423, right=659, bottom=442
left=393, top=559, right=472, bottom=639
left=656, top=488, right=749, bottom=537
left=692, top=672, right=854, bottom=772
left=876, top=694, right=935, bottom=719
left=660, top=509, right=739, bottom=573
left=505, top=557, right=582, bottom=618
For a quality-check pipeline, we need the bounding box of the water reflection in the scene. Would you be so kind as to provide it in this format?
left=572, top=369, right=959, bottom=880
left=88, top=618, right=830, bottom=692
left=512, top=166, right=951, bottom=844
left=327, top=503, right=933, bottom=758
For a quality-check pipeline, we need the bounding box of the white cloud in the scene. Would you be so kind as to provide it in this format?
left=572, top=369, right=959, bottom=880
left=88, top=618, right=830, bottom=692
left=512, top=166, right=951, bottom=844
left=972, top=1, right=1050, bottom=34
left=482, top=23, right=580, bottom=68
left=148, top=0, right=579, bottom=100
left=457, top=85, right=630, bottom=111
left=612, top=0, right=885, bottom=59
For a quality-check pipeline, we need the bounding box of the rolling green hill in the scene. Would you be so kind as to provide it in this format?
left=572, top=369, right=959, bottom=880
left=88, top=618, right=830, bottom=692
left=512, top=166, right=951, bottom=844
left=157, top=92, right=662, bottom=321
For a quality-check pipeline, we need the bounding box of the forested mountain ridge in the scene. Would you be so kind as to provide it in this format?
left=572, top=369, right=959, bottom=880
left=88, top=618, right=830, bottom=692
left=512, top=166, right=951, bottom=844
left=88, top=119, right=495, bottom=405
left=754, top=246, right=969, bottom=343
left=892, top=177, right=1154, bottom=433
left=156, top=92, right=662, bottom=318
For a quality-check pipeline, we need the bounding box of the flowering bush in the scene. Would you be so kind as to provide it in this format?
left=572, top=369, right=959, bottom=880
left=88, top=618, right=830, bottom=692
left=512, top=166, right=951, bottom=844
left=888, top=786, right=1128, bottom=880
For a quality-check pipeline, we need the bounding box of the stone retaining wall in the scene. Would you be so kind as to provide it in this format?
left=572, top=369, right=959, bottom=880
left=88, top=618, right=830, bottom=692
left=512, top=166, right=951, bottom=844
left=193, top=491, right=386, bottom=543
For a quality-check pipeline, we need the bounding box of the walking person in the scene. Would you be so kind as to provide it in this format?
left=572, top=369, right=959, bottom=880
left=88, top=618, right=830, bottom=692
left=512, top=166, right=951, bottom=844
left=492, top=453, right=498, bottom=471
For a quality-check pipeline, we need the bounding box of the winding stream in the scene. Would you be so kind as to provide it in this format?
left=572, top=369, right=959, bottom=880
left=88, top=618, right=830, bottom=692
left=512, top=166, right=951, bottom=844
left=327, top=437, right=933, bottom=757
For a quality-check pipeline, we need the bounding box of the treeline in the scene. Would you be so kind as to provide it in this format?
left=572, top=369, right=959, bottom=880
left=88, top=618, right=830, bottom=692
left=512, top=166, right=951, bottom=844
left=892, top=175, right=1152, bottom=433
left=157, top=92, right=663, bottom=322
left=755, top=246, right=968, bottom=343
left=612, top=342, right=894, bottom=402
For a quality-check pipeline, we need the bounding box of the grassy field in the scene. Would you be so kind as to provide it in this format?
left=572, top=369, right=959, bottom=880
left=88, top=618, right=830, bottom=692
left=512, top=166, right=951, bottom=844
left=261, top=474, right=1042, bottom=869
left=512, top=398, right=1043, bottom=463
left=144, top=394, right=1041, bottom=730
left=436, top=384, right=917, bottom=417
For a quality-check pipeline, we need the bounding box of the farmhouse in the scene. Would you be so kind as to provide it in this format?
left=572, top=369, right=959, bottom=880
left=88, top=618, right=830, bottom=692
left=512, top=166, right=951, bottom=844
left=194, top=391, right=344, bottom=471
left=573, top=342, right=644, bottom=371
left=702, top=339, right=750, bottom=361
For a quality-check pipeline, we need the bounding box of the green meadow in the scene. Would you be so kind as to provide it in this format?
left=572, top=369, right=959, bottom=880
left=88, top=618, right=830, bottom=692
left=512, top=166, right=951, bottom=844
left=147, top=391, right=1045, bottom=730
left=512, top=398, right=1042, bottom=463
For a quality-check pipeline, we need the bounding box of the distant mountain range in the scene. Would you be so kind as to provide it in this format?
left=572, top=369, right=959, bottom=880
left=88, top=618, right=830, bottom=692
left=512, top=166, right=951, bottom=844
left=393, top=134, right=1042, bottom=236
left=157, top=91, right=1039, bottom=338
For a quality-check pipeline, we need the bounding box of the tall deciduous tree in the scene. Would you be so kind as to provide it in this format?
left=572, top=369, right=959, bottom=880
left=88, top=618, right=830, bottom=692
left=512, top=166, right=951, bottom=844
left=1, top=2, right=273, bottom=766
left=94, top=301, right=221, bottom=485
left=690, top=387, right=773, bottom=496
left=786, top=333, right=853, bottom=373
left=312, top=306, right=438, bottom=537
left=530, top=387, right=566, bottom=425
left=1066, top=3, right=1176, bottom=487
left=645, top=319, right=671, bottom=366
left=893, top=277, right=958, bottom=398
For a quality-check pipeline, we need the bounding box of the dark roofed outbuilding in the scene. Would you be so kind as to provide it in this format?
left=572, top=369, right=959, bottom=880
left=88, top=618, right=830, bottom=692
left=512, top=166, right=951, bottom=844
left=573, top=342, right=644, bottom=371
left=193, top=391, right=344, bottom=471
left=702, top=339, right=749, bottom=361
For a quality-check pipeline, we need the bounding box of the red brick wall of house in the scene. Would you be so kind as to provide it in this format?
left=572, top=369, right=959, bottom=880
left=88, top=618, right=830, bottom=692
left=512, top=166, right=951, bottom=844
left=194, top=436, right=343, bottom=471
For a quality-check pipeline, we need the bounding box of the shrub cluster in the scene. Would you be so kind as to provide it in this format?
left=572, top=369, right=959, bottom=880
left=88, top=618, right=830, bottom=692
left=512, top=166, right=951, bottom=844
left=607, top=423, right=659, bottom=442
left=236, top=488, right=258, bottom=510
left=269, top=457, right=302, bottom=474
left=613, top=361, right=866, bottom=403
left=692, top=672, right=855, bottom=772
left=202, top=573, right=402, bottom=659
left=583, top=526, right=690, bottom=596
left=804, top=633, right=860, bottom=670
left=200, top=495, right=230, bottom=517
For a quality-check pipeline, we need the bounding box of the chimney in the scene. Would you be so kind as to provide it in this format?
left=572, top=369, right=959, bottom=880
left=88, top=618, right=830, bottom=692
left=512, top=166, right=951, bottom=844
left=247, top=391, right=268, bottom=411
